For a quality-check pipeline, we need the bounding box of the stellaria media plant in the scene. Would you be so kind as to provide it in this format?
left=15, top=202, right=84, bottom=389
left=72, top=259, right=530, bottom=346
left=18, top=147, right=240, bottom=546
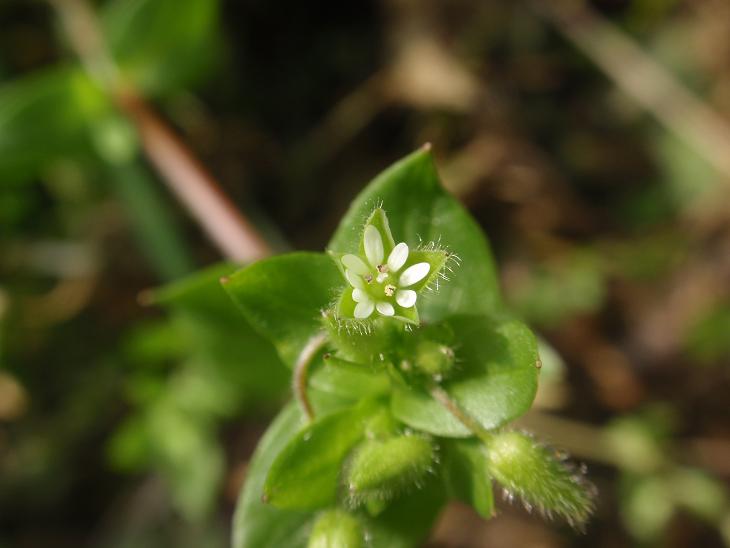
left=223, top=146, right=596, bottom=547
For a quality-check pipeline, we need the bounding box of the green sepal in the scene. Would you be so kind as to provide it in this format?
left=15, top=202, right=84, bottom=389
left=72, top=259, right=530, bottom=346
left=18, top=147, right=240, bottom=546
left=400, top=249, right=449, bottom=293
left=322, top=310, right=400, bottom=365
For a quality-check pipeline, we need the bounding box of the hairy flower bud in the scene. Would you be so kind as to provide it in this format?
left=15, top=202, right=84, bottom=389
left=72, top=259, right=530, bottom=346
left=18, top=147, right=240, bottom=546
left=415, top=340, right=455, bottom=379
left=346, top=434, right=435, bottom=505
left=486, top=431, right=595, bottom=528
left=307, top=509, right=364, bottom=548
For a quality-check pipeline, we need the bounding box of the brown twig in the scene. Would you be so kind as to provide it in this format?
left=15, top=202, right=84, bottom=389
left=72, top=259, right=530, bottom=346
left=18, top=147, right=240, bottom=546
left=114, top=91, right=271, bottom=262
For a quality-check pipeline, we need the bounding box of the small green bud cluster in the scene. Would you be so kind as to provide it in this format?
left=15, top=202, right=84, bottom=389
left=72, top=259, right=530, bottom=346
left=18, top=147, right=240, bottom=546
left=396, top=323, right=457, bottom=383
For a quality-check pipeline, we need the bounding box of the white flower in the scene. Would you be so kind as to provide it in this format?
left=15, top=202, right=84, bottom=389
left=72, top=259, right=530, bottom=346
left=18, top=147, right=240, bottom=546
left=341, top=225, right=431, bottom=319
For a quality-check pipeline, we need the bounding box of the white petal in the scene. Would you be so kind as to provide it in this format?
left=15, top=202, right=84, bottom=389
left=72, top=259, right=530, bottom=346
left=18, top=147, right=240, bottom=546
left=364, top=225, right=384, bottom=267
left=354, top=300, right=374, bottom=319
left=376, top=301, right=394, bottom=316
left=342, top=254, right=370, bottom=276
left=387, top=242, right=409, bottom=272
left=396, top=289, right=417, bottom=308
left=399, top=262, right=431, bottom=287
left=345, top=269, right=364, bottom=289
left=352, top=288, right=367, bottom=303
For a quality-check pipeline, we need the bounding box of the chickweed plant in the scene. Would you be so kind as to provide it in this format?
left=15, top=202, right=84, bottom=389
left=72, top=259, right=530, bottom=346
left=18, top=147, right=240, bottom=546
left=224, top=147, right=595, bottom=547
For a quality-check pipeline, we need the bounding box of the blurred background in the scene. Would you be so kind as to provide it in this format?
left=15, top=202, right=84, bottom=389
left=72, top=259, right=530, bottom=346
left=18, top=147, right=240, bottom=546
left=1, top=0, right=730, bottom=546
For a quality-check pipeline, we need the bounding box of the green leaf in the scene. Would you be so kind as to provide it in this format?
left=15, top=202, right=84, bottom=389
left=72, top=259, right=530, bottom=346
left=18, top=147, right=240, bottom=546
left=147, top=404, right=224, bottom=521
left=264, top=399, right=382, bottom=510
left=0, top=65, right=107, bottom=182
left=150, top=261, right=238, bottom=311
left=102, top=0, right=220, bottom=95
left=442, top=438, right=494, bottom=518
left=149, top=262, right=289, bottom=406
left=233, top=403, right=313, bottom=548
left=309, top=355, right=389, bottom=400
left=223, top=253, right=343, bottom=368
left=328, top=148, right=501, bottom=323
left=392, top=314, right=539, bottom=437
left=321, top=312, right=401, bottom=366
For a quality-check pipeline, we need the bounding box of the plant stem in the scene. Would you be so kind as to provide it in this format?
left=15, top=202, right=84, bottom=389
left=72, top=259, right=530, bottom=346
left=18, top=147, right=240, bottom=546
left=293, top=333, right=328, bottom=422
left=49, top=0, right=272, bottom=263
left=429, top=383, right=493, bottom=443
left=115, top=91, right=271, bottom=262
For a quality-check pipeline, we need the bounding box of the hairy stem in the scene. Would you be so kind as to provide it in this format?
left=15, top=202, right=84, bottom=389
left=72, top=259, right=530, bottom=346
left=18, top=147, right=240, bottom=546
left=293, top=333, right=328, bottom=422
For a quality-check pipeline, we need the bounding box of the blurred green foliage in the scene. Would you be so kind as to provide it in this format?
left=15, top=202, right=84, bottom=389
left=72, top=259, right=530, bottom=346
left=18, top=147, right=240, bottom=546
left=103, top=0, right=220, bottom=95
left=109, top=263, right=288, bottom=519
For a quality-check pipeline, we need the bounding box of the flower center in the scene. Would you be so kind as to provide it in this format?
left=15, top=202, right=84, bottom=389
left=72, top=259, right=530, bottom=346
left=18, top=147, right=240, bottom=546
left=362, top=272, right=395, bottom=302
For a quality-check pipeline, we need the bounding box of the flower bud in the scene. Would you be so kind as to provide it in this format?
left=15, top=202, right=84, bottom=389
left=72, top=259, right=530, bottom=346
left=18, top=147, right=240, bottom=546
left=307, top=509, right=364, bottom=548
left=414, top=340, right=455, bottom=379
left=486, top=431, right=595, bottom=527
left=346, top=434, right=435, bottom=505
